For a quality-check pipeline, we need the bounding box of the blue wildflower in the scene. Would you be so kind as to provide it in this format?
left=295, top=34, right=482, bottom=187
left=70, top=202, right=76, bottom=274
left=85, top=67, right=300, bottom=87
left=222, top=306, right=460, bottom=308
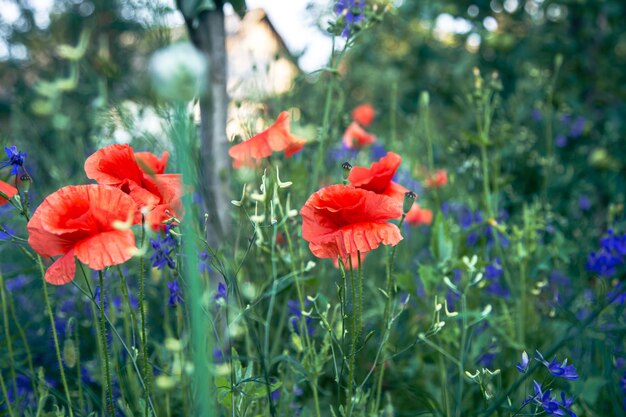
left=523, top=381, right=576, bottom=417
left=335, top=0, right=366, bottom=37
left=198, top=249, right=212, bottom=274
left=536, top=351, right=579, bottom=380
left=271, top=388, right=280, bottom=402
left=555, top=134, right=567, bottom=148
left=288, top=300, right=314, bottom=335
left=531, top=109, right=542, bottom=122
left=167, top=279, right=184, bottom=306
left=516, top=351, right=529, bottom=373
left=214, top=282, right=227, bottom=302
left=150, top=228, right=177, bottom=270
left=586, top=229, right=626, bottom=277
left=578, top=195, right=591, bottom=211
left=569, top=116, right=585, bottom=138
left=328, top=143, right=359, bottom=163
left=393, top=167, right=422, bottom=195
left=0, top=146, right=26, bottom=175
left=370, top=144, right=387, bottom=160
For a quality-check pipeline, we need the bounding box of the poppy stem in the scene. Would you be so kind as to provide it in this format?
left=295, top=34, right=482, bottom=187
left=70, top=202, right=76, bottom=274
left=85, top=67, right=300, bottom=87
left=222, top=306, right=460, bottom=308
left=37, top=255, right=74, bottom=417
left=138, top=220, right=151, bottom=417
left=346, top=256, right=358, bottom=416
left=373, top=214, right=406, bottom=412
left=98, top=270, right=115, bottom=416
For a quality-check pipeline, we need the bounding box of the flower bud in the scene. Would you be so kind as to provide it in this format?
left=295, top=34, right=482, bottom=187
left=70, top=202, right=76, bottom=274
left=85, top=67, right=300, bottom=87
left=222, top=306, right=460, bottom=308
left=403, top=191, right=417, bottom=214
left=149, top=42, right=208, bottom=102
left=342, top=162, right=352, bottom=183
left=20, top=174, right=31, bottom=193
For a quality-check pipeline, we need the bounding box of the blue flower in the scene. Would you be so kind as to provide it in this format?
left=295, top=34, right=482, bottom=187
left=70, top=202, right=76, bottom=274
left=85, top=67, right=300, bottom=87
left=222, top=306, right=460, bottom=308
left=328, top=143, right=359, bottom=163
left=0, top=146, right=26, bottom=175
left=167, top=279, right=184, bottom=306
left=536, top=351, right=579, bottom=380
left=578, top=195, right=591, bottom=211
left=150, top=228, right=177, bottom=270
left=586, top=229, right=626, bottom=277
left=288, top=300, right=314, bottom=335
left=524, top=381, right=576, bottom=417
left=214, top=282, right=227, bottom=302
left=531, top=109, right=542, bottom=122
left=393, top=167, right=422, bottom=195
left=569, top=116, right=585, bottom=138
left=198, top=249, right=212, bottom=274
left=516, top=351, right=529, bottom=373
left=555, top=134, right=567, bottom=148
left=335, top=0, right=365, bottom=37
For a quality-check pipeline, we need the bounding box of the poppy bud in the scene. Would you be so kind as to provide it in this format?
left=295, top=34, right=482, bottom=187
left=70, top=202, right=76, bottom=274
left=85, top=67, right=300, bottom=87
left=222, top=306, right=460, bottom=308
left=20, top=174, right=31, bottom=193
left=403, top=191, right=417, bottom=214
left=342, top=162, right=352, bottom=184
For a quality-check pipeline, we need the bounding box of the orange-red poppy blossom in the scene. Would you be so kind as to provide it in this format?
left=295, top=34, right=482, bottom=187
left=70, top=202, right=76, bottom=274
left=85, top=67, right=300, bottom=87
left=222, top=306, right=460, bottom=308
left=84, top=144, right=182, bottom=230
left=348, top=152, right=410, bottom=205
left=424, top=169, right=448, bottom=188
left=300, top=184, right=402, bottom=261
left=342, top=122, right=376, bottom=149
left=0, top=180, right=17, bottom=206
left=405, top=203, right=433, bottom=226
left=228, top=112, right=306, bottom=168
left=135, top=151, right=169, bottom=175
left=352, top=103, right=375, bottom=127
left=27, top=185, right=139, bottom=285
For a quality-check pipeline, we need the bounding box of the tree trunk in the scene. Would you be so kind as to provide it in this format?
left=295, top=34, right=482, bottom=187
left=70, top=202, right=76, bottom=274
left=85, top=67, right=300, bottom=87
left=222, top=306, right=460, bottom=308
left=185, top=2, right=231, bottom=246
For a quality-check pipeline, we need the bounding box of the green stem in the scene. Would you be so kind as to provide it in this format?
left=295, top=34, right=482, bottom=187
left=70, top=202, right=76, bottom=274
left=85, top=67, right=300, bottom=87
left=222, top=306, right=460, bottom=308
left=346, top=257, right=357, bottom=416
left=0, top=368, right=16, bottom=417
left=0, top=270, right=18, bottom=398
left=138, top=221, right=150, bottom=417
left=276, top=196, right=322, bottom=417
left=439, top=354, right=452, bottom=417
left=455, top=294, right=468, bottom=417
left=98, top=271, right=115, bottom=416
left=373, top=215, right=406, bottom=412
left=37, top=256, right=74, bottom=417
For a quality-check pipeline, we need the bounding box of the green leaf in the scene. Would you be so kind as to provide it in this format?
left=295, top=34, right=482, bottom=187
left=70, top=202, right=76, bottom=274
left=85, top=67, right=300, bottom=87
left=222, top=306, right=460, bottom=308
left=430, top=212, right=454, bottom=264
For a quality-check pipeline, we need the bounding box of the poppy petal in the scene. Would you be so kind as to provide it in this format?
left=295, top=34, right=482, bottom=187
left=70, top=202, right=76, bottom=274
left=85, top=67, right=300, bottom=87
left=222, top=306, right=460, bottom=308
left=74, top=230, right=136, bottom=270
left=348, top=152, right=402, bottom=194
left=342, top=122, right=376, bottom=149
left=0, top=180, right=17, bottom=205
left=45, top=250, right=77, bottom=285
left=309, top=222, right=402, bottom=260
left=352, top=104, right=375, bottom=127
left=27, top=210, right=78, bottom=257
left=85, top=144, right=144, bottom=186
left=135, top=151, right=169, bottom=175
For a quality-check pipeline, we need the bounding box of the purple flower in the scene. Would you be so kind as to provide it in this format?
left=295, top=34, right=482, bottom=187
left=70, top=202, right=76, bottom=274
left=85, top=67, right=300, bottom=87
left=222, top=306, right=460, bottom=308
left=0, top=146, right=26, bottom=175
left=288, top=300, right=314, bottom=335
left=531, top=109, right=542, bottom=122
left=370, top=144, right=387, bottom=160
left=150, top=227, right=177, bottom=270
left=198, top=249, right=212, bottom=273
left=335, top=0, right=366, bottom=37
left=569, top=116, right=585, bottom=138
left=578, top=195, right=591, bottom=211
left=516, top=351, right=529, bottom=373
left=523, top=381, right=577, bottom=417
left=536, top=351, right=579, bottom=380
left=586, top=229, right=626, bottom=277
left=167, top=279, right=184, bottom=306
left=214, top=282, right=227, bottom=302
left=555, top=134, right=567, bottom=148
left=393, top=167, right=422, bottom=195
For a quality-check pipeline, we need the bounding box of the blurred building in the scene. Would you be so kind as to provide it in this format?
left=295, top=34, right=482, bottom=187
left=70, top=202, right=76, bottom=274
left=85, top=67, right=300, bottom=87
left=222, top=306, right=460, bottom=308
left=224, top=8, right=301, bottom=139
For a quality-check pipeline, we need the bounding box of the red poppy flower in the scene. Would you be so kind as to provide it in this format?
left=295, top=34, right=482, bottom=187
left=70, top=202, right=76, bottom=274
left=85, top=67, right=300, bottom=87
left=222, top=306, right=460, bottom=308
left=135, top=151, right=169, bottom=175
left=27, top=185, right=139, bottom=285
left=228, top=112, right=306, bottom=168
left=352, top=103, right=375, bottom=127
left=424, top=169, right=448, bottom=188
left=85, top=144, right=182, bottom=230
left=300, top=184, right=402, bottom=261
left=405, top=203, right=433, bottom=226
left=347, top=152, right=410, bottom=205
left=342, top=122, right=376, bottom=149
left=0, top=180, right=17, bottom=206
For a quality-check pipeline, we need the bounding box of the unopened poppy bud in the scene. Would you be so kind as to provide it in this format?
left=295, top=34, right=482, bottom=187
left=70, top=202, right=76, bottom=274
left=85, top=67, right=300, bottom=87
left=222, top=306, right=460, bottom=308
left=403, top=191, right=417, bottom=214
left=20, top=174, right=31, bottom=193
left=342, top=162, right=352, bottom=183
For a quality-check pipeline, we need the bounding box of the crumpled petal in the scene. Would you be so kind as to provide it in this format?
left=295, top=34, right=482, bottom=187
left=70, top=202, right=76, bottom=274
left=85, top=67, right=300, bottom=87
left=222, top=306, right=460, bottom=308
left=74, top=230, right=136, bottom=270
left=45, top=250, right=77, bottom=285
left=0, top=180, right=17, bottom=206
left=135, top=151, right=169, bottom=175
